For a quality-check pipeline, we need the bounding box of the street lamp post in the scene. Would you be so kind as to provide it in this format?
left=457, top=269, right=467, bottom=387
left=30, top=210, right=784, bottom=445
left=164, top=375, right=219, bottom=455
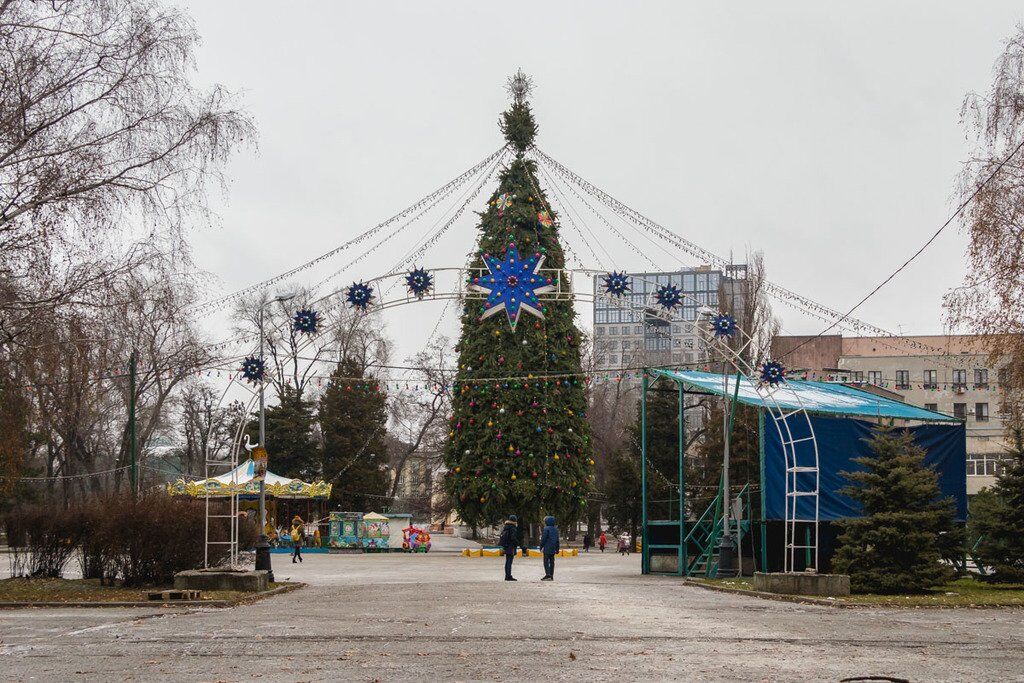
left=254, top=292, right=295, bottom=582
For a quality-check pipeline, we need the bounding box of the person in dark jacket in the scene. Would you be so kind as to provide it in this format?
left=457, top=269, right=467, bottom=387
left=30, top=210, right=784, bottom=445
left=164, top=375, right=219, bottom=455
left=499, top=515, right=519, bottom=581
left=582, top=533, right=592, bottom=553
left=539, top=515, right=559, bottom=581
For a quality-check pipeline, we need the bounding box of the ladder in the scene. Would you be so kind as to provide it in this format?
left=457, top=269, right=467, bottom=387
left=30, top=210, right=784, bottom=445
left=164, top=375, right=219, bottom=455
left=772, top=408, right=819, bottom=572
left=204, top=441, right=240, bottom=569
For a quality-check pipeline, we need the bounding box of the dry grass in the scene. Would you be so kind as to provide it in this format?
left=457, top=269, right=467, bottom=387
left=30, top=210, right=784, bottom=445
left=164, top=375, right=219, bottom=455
left=0, top=577, right=256, bottom=603
left=695, top=576, right=1024, bottom=607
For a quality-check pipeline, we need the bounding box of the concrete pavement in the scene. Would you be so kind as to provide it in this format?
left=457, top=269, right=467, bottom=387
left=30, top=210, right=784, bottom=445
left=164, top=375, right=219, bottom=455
left=1, top=552, right=1021, bottom=681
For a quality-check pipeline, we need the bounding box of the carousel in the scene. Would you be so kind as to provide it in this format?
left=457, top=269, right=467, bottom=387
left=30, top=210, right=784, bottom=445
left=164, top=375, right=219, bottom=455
left=167, top=459, right=332, bottom=550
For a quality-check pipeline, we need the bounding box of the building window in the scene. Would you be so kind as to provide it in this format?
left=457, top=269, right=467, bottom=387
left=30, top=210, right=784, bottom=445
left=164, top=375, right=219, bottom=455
left=924, top=369, right=937, bottom=389
left=672, top=324, right=680, bottom=334
left=967, top=453, right=1008, bottom=477
left=953, top=403, right=967, bottom=419
left=952, top=369, right=967, bottom=389
left=595, top=327, right=605, bottom=336
left=974, top=368, right=989, bottom=388
left=851, top=371, right=864, bottom=382
left=609, top=355, right=618, bottom=365
left=867, top=371, right=882, bottom=385
left=976, top=403, right=990, bottom=422
left=609, top=327, right=618, bottom=336
left=634, top=325, right=642, bottom=335
left=895, top=370, right=910, bottom=389
left=596, top=355, right=606, bottom=366
left=924, top=403, right=938, bottom=412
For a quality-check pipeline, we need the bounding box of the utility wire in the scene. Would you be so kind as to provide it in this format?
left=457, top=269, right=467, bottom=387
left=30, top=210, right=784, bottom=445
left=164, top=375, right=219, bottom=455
left=780, top=135, right=1024, bottom=361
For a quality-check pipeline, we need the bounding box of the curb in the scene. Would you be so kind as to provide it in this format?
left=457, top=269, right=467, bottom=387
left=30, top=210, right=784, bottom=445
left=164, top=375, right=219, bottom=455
left=682, top=578, right=855, bottom=608
left=0, top=581, right=305, bottom=610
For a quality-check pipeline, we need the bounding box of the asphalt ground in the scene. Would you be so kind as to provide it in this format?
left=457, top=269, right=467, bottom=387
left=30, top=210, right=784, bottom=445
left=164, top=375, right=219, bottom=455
left=1, top=551, right=1021, bottom=681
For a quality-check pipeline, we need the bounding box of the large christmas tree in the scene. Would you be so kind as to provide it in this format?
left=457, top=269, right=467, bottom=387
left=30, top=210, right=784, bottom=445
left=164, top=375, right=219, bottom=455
left=443, top=73, right=594, bottom=532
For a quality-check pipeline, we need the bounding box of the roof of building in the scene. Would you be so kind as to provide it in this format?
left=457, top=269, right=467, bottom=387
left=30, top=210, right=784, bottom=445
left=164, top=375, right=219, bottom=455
left=650, top=369, right=959, bottom=422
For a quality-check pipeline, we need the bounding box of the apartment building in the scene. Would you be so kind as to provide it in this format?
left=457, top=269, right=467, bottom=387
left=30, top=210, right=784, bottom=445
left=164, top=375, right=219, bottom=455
left=772, top=334, right=1008, bottom=494
left=592, top=264, right=747, bottom=370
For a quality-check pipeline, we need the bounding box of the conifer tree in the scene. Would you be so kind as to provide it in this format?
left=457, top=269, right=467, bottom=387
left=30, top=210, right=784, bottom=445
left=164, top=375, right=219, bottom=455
left=973, top=425, right=1024, bottom=582
left=833, top=425, right=956, bottom=594
left=248, top=384, right=319, bottom=481
left=319, top=359, right=389, bottom=511
left=443, top=73, right=594, bottom=530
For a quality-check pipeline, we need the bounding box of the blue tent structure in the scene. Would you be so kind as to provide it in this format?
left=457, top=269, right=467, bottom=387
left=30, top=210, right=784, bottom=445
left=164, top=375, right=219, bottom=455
left=638, top=369, right=967, bottom=576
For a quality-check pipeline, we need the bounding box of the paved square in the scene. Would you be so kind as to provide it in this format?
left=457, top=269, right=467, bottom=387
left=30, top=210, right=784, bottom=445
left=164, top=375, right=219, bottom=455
left=1, top=552, right=1020, bottom=681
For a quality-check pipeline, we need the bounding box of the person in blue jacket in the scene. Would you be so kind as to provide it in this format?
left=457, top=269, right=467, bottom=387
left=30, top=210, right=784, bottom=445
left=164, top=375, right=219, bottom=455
left=540, top=515, right=559, bottom=581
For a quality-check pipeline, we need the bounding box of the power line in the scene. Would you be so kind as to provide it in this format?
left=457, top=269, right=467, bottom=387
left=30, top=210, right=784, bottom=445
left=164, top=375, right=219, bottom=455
left=778, top=135, right=1024, bottom=361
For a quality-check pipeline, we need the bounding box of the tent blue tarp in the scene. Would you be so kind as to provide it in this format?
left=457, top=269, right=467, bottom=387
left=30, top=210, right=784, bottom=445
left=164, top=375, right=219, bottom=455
left=650, top=370, right=967, bottom=522
left=763, top=415, right=967, bottom=521
left=651, top=370, right=958, bottom=422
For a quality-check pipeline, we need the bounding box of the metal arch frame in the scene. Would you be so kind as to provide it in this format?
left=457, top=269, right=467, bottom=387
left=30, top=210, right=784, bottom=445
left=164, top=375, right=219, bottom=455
left=211, top=265, right=821, bottom=574
left=616, top=274, right=820, bottom=575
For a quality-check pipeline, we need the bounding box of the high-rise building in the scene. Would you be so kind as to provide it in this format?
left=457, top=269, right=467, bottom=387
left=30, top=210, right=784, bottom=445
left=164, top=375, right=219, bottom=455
left=592, top=264, right=748, bottom=369
left=772, top=333, right=1009, bottom=495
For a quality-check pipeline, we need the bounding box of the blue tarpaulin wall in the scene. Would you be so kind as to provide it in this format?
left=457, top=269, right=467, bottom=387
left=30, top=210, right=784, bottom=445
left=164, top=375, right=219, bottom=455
left=764, top=415, right=967, bottom=522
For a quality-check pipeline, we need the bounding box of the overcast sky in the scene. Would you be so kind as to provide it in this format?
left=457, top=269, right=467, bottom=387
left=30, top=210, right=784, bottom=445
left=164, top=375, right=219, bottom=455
left=181, top=1, right=1024, bottom=366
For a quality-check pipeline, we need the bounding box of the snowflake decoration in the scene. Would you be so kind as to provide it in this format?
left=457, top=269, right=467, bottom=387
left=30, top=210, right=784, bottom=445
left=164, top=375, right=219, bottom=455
left=654, top=283, right=683, bottom=310
left=493, top=192, right=514, bottom=216
left=292, top=308, right=320, bottom=335
left=711, top=313, right=737, bottom=338
left=470, top=243, right=555, bottom=329
left=537, top=210, right=553, bottom=228
left=760, top=360, right=786, bottom=386
left=405, top=267, right=433, bottom=298
left=602, top=271, right=631, bottom=298
left=239, top=356, right=266, bottom=384
left=346, top=281, right=374, bottom=310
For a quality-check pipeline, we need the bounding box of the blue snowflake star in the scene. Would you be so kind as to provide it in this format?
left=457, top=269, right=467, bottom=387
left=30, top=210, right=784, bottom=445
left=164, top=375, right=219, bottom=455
left=239, top=356, right=266, bottom=384
left=470, top=243, right=555, bottom=329
left=654, top=284, right=683, bottom=310
left=711, top=313, right=737, bottom=338
left=603, top=271, right=631, bottom=297
left=760, top=360, right=786, bottom=386
left=346, top=282, right=374, bottom=310
left=293, top=308, right=320, bottom=335
left=405, top=267, right=433, bottom=298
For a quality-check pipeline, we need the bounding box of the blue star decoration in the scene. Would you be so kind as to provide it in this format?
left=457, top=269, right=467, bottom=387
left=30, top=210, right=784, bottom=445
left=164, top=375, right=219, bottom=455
left=711, top=313, right=737, bottom=338
left=292, top=308, right=320, bottom=335
left=603, top=271, right=631, bottom=297
left=346, top=281, right=374, bottom=310
left=239, top=356, right=266, bottom=384
left=654, top=284, right=683, bottom=310
left=760, top=360, right=786, bottom=386
left=405, top=267, right=433, bottom=298
left=470, top=242, right=555, bottom=329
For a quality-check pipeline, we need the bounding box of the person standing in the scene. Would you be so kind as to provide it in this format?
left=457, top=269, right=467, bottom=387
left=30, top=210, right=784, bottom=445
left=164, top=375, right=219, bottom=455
left=540, top=515, right=560, bottom=581
left=499, top=515, right=519, bottom=581
left=291, top=515, right=305, bottom=563
left=599, top=531, right=607, bottom=553
left=582, top=533, right=592, bottom=553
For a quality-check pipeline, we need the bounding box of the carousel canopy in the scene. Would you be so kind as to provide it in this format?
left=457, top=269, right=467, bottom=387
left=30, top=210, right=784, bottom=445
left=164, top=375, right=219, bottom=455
left=167, top=459, right=332, bottom=499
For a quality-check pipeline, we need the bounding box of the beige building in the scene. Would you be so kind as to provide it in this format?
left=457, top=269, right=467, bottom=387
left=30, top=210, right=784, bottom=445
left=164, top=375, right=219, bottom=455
left=772, top=334, right=1008, bottom=495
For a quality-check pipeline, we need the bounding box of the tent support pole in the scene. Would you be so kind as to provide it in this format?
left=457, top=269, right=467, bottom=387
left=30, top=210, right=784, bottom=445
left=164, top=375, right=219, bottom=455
left=641, top=371, right=649, bottom=575
left=759, top=409, right=767, bottom=573
left=678, top=381, right=686, bottom=576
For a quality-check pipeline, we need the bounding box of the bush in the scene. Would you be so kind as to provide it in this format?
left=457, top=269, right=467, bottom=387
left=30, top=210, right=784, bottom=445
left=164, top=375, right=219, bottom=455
left=3, top=505, right=81, bottom=578
left=6, top=494, right=260, bottom=587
